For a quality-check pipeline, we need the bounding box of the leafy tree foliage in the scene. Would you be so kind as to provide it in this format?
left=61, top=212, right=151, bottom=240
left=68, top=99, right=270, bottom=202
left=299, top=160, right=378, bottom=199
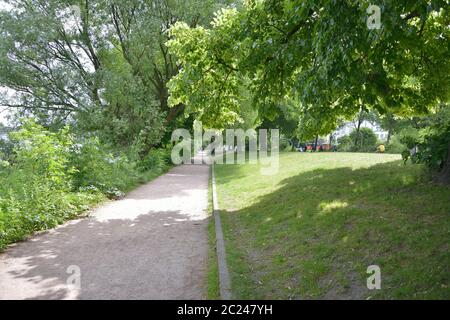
left=167, top=0, right=449, bottom=179
left=0, top=0, right=231, bottom=155
left=169, top=1, right=449, bottom=125
left=0, top=1, right=238, bottom=248
left=10, top=120, right=75, bottom=190
left=0, top=118, right=175, bottom=249
left=337, top=127, right=378, bottom=152
left=350, top=127, right=378, bottom=152
left=401, top=105, right=450, bottom=183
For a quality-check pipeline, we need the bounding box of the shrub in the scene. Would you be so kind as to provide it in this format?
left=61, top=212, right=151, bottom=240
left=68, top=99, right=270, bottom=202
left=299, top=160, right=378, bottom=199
left=0, top=120, right=172, bottom=250
left=401, top=106, right=450, bottom=184
left=385, top=134, right=406, bottom=154
left=337, top=135, right=353, bottom=152
left=0, top=182, right=104, bottom=250
left=0, top=138, right=14, bottom=163
left=9, top=119, right=75, bottom=191
left=279, top=135, right=290, bottom=151
left=337, top=128, right=378, bottom=152
left=137, top=148, right=172, bottom=172
left=349, top=127, right=378, bottom=152
left=69, top=137, right=139, bottom=196
left=0, top=123, right=106, bottom=249
left=399, top=127, right=420, bottom=151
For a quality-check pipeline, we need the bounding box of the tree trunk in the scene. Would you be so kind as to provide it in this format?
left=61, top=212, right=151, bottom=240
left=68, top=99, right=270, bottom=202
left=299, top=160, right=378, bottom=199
left=355, top=118, right=362, bottom=148
left=435, top=142, right=450, bottom=185
left=354, top=108, right=363, bottom=148
left=313, top=135, right=319, bottom=152
left=387, top=129, right=391, bottom=144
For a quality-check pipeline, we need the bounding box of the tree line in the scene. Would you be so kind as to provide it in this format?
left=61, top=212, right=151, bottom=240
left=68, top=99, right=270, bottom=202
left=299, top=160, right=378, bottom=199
left=167, top=0, right=449, bottom=183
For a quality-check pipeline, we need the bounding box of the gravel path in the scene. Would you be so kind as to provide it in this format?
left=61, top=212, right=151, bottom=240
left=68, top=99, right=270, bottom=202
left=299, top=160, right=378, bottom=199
left=0, top=163, right=210, bottom=300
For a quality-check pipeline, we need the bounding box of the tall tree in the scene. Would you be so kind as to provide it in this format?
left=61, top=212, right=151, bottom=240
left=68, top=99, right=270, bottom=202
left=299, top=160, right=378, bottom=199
left=168, top=0, right=449, bottom=175
left=0, top=0, right=231, bottom=155
left=168, top=0, right=449, bottom=125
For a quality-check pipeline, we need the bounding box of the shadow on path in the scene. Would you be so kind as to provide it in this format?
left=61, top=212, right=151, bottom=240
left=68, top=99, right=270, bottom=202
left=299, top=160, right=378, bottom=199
left=0, top=164, right=210, bottom=300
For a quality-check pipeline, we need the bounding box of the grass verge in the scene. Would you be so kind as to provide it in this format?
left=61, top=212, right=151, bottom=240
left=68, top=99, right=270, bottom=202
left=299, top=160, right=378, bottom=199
left=215, top=152, right=450, bottom=299
left=207, top=166, right=220, bottom=299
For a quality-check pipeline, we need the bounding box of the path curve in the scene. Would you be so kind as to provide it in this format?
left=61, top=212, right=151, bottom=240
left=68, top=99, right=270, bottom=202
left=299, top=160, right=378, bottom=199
left=0, top=163, right=209, bottom=300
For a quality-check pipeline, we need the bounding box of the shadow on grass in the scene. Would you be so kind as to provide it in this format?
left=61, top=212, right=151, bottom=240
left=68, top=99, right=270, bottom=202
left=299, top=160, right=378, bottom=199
left=219, top=160, right=450, bottom=299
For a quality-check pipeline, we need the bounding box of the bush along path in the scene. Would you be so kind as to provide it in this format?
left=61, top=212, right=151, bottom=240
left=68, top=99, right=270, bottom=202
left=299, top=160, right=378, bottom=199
left=0, top=162, right=210, bottom=299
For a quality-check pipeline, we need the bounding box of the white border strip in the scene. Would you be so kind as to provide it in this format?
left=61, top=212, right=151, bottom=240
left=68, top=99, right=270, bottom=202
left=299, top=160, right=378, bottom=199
left=211, top=164, right=232, bottom=300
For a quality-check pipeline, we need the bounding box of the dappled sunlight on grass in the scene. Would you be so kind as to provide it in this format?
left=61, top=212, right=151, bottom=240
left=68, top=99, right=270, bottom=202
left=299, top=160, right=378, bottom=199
left=317, top=200, right=349, bottom=216
left=215, top=152, right=450, bottom=299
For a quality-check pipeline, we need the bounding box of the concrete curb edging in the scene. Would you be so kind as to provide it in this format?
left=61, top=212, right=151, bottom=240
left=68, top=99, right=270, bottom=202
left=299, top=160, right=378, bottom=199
left=211, top=164, right=232, bottom=300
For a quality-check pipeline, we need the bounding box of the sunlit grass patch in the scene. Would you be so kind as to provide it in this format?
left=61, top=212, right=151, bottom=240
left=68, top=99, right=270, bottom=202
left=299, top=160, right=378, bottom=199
left=215, top=152, right=450, bottom=299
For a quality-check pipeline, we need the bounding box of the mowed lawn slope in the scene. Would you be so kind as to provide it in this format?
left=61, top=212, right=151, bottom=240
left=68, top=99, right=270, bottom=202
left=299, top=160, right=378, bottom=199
left=214, top=153, right=450, bottom=299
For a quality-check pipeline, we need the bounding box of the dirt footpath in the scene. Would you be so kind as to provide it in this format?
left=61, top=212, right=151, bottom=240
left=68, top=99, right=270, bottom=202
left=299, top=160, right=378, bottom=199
left=0, top=164, right=210, bottom=299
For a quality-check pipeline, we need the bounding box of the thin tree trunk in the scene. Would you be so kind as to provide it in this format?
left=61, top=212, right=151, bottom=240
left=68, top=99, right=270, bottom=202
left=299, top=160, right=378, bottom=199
left=355, top=118, right=362, bottom=148
left=354, top=108, right=363, bottom=148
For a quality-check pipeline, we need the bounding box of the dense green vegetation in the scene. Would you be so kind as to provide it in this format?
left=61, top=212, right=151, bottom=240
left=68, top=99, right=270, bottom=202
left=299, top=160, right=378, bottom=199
left=168, top=0, right=450, bottom=183
left=0, top=0, right=448, bottom=300
left=0, top=0, right=233, bottom=150
left=400, top=106, right=450, bottom=184
left=0, top=120, right=172, bottom=250
left=0, top=0, right=233, bottom=249
left=215, top=153, right=450, bottom=299
left=337, top=128, right=379, bottom=152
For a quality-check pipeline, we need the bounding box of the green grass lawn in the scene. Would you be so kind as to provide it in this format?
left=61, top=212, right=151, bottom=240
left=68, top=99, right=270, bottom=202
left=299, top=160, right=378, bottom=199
left=214, top=152, right=450, bottom=299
